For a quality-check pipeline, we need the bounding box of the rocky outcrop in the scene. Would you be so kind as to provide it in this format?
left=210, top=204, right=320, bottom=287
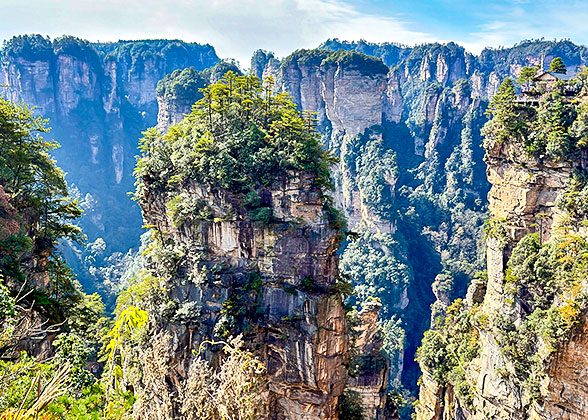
left=542, top=314, right=588, bottom=420
left=346, top=300, right=389, bottom=419
left=137, top=172, right=348, bottom=419
left=278, top=53, right=395, bottom=233
left=156, top=94, right=193, bottom=131
left=485, top=140, right=578, bottom=243
left=416, top=112, right=588, bottom=419
left=0, top=185, right=20, bottom=239
left=0, top=35, right=219, bottom=301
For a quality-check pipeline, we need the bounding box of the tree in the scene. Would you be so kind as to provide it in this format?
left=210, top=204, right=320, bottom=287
left=517, top=65, right=540, bottom=84
left=549, top=57, right=567, bottom=74
left=0, top=98, right=82, bottom=248
left=136, top=73, right=336, bottom=195
left=482, top=78, right=525, bottom=144
left=528, top=86, right=575, bottom=158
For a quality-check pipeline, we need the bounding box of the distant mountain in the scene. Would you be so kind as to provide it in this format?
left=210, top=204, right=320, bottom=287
left=0, top=34, right=219, bottom=305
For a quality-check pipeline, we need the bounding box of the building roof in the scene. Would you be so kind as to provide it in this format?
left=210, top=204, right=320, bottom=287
left=536, top=71, right=574, bottom=81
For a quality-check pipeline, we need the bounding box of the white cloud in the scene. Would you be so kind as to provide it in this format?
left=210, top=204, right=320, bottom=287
left=462, top=0, right=588, bottom=54
left=0, top=0, right=435, bottom=67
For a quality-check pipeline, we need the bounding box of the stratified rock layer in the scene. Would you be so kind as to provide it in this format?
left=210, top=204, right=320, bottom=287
left=346, top=301, right=389, bottom=419
left=137, top=173, right=348, bottom=419
left=417, top=134, right=588, bottom=420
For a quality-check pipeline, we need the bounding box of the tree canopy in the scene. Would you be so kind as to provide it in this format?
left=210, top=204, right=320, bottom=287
left=136, top=72, right=336, bottom=195
left=482, top=78, right=525, bottom=144
left=517, top=65, right=540, bottom=84
left=0, top=98, right=82, bottom=251
left=549, top=57, right=567, bottom=74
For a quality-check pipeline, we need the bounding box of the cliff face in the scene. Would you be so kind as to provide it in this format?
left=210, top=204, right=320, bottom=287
left=279, top=54, right=390, bottom=228
left=346, top=300, right=390, bottom=419
left=136, top=173, right=348, bottom=419
left=273, top=47, right=489, bottom=393
left=156, top=94, right=194, bottom=131
left=485, top=140, right=575, bottom=244
left=153, top=41, right=588, bottom=400
left=0, top=35, right=219, bottom=303
left=416, top=100, right=588, bottom=419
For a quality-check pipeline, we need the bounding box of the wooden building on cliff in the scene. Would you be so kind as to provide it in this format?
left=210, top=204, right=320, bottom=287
left=517, top=71, right=579, bottom=104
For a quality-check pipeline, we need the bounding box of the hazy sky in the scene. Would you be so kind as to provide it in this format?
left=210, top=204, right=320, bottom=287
left=1, top=0, right=587, bottom=66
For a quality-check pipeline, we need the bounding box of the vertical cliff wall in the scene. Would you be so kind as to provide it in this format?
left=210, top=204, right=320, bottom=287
left=346, top=300, right=390, bottom=419
left=0, top=35, right=219, bottom=302
left=153, top=40, right=588, bottom=402
left=416, top=83, right=588, bottom=419
left=136, top=175, right=348, bottom=419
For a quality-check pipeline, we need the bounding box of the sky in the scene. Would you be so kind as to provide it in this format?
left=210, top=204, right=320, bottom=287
left=1, top=0, right=588, bottom=67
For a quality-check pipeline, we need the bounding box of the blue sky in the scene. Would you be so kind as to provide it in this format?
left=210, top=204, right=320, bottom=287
left=1, top=0, right=587, bottom=66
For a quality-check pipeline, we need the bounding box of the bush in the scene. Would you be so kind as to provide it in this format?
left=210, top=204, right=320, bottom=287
left=137, top=73, right=336, bottom=195
left=338, top=390, right=365, bottom=420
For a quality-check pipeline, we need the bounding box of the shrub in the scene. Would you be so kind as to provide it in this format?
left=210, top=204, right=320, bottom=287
left=338, top=390, right=365, bottom=420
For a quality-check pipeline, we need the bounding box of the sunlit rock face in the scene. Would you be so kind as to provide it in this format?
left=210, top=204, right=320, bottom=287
left=416, top=126, right=588, bottom=420
left=0, top=36, right=219, bottom=302
left=345, top=300, right=391, bottom=419
left=137, top=172, right=349, bottom=419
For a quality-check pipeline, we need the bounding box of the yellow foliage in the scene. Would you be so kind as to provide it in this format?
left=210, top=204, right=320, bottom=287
left=558, top=300, right=580, bottom=326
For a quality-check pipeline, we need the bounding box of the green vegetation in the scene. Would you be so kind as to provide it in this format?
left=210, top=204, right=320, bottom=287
left=341, top=129, right=397, bottom=219
left=217, top=269, right=263, bottom=337
left=155, top=60, right=242, bottom=107
left=2, top=35, right=103, bottom=71
left=250, top=49, right=280, bottom=78
left=136, top=71, right=336, bottom=195
left=482, top=78, right=525, bottom=144
left=341, top=230, right=410, bottom=314
left=484, top=217, right=512, bottom=249
left=517, top=65, right=541, bottom=84
left=483, top=74, right=588, bottom=160
left=526, top=86, right=577, bottom=158
left=479, top=39, right=587, bottom=75
left=94, top=39, right=218, bottom=73
left=557, top=169, right=588, bottom=224
left=416, top=299, right=481, bottom=408
left=0, top=98, right=83, bottom=247
left=418, top=231, right=588, bottom=407
left=243, top=190, right=273, bottom=225
left=492, top=233, right=588, bottom=400
left=156, top=67, right=208, bottom=102
left=53, top=36, right=102, bottom=67
left=202, top=59, right=242, bottom=82
left=319, top=38, right=410, bottom=67
left=166, top=193, right=211, bottom=227
left=549, top=56, right=567, bottom=74
left=0, top=97, right=140, bottom=419
left=321, top=50, right=389, bottom=76
left=1, top=34, right=52, bottom=61
left=338, top=389, right=365, bottom=420
left=282, top=48, right=388, bottom=76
